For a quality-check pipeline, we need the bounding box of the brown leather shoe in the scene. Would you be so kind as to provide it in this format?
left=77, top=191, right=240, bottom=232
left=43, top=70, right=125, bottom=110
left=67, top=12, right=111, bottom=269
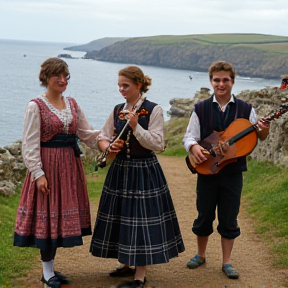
left=109, top=266, right=135, bottom=277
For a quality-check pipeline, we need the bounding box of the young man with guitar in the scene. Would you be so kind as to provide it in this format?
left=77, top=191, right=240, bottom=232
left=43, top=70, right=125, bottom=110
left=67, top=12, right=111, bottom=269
left=183, top=61, right=269, bottom=279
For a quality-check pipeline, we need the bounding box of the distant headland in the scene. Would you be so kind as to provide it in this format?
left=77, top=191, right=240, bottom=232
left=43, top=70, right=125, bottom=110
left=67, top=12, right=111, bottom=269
left=64, top=33, right=288, bottom=80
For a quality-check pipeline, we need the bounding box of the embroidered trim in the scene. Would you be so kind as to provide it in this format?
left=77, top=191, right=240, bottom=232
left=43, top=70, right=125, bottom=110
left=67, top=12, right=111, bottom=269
left=41, top=94, right=72, bottom=133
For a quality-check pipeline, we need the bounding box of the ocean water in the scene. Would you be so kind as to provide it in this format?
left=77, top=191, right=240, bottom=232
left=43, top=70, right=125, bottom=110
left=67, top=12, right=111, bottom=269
left=0, top=39, right=280, bottom=148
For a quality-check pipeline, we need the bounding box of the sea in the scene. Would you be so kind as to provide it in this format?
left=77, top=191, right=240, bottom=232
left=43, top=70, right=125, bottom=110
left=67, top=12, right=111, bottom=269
left=0, top=39, right=280, bottom=148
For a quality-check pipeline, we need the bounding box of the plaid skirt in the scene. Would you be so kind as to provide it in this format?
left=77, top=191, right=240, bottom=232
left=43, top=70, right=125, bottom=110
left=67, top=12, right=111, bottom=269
left=90, top=155, right=185, bottom=266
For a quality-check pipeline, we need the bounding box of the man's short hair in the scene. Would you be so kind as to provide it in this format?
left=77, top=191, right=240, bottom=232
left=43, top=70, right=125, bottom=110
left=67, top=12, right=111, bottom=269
left=208, top=61, right=235, bottom=80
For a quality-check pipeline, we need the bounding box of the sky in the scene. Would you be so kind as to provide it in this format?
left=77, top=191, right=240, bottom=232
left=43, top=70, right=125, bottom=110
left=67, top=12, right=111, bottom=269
left=1, top=0, right=288, bottom=45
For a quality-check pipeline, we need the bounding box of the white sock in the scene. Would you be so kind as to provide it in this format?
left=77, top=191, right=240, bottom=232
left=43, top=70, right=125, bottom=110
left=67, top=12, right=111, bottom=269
left=42, top=260, right=55, bottom=281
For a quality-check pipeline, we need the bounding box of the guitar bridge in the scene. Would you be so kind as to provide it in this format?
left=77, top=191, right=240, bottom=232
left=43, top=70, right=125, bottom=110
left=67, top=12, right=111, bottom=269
left=209, top=145, right=216, bottom=157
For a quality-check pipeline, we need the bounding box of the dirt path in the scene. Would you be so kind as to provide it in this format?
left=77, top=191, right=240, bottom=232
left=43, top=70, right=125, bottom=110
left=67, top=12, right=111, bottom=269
left=15, top=155, right=288, bottom=288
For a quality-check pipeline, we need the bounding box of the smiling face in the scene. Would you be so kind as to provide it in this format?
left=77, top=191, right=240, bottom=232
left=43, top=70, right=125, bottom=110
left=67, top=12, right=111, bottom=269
left=47, top=73, right=69, bottom=93
left=39, top=57, right=70, bottom=89
left=118, top=75, right=141, bottom=103
left=210, top=71, right=234, bottom=100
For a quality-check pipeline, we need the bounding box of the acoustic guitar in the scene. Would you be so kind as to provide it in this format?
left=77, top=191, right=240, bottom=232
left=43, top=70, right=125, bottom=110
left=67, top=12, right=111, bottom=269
left=186, top=102, right=288, bottom=175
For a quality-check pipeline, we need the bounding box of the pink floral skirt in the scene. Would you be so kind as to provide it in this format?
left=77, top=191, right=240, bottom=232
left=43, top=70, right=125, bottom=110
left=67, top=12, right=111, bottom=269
left=14, top=146, right=91, bottom=249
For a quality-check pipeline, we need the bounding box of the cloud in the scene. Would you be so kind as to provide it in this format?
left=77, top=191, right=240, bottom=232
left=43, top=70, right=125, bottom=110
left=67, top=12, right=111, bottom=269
left=0, top=0, right=288, bottom=43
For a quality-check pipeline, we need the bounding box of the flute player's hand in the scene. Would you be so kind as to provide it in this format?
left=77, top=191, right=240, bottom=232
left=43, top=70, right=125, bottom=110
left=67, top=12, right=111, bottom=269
left=105, top=139, right=124, bottom=161
left=126, top=111, right=138, bottom=131
left=109, top=139, right=124, bottom=153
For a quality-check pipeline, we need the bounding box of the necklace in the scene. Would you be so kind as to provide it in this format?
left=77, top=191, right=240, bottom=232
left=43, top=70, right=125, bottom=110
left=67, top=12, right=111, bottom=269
left=44, top=93, right=66, bottom=109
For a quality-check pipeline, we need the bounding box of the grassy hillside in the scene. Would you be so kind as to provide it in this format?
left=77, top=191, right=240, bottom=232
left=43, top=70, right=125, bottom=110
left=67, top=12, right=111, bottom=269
left=129, top=33, right=288, bottom=52
left=242, top=160, right=288, bottom=267
left=125, top=33, right=288, bottom=53
left=194, top=33, right=288, bottom=44
left=87, top=33, right=288, bottom=79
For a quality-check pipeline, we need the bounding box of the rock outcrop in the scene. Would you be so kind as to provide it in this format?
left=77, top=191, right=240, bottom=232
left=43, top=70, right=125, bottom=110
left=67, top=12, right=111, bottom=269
left=238, top=88, right=288, bottom=166
left=168, top=87, right=288, bottom=167
left=0, top=142, right=100, bottom=196
left=168, top=88, right=211, bottom=118
left=0, top=141, right=26, bottom=196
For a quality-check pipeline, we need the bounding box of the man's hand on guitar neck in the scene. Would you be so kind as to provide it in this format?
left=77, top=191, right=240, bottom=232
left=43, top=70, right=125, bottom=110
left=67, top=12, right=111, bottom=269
left=256, top=118, right=270, bottom=141
left=189, top=144, right=209, bottom=165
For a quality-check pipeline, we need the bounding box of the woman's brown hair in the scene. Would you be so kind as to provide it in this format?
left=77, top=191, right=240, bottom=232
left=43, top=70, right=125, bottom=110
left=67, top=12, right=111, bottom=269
left=118, top=66, right=152, bottom=93
left=39, top=57, right=70, bottom=87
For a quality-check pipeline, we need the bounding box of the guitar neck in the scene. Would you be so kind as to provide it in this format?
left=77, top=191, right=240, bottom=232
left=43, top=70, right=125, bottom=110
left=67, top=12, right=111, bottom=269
left=228, top=125, right=255, bottom=146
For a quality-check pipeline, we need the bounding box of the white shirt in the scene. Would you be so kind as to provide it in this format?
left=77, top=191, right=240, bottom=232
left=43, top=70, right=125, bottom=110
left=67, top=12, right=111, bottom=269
left=101, top=104, right=165, bottom=152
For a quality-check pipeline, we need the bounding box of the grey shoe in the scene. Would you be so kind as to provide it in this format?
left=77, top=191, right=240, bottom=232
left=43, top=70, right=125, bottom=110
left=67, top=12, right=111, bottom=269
left=186, top=254, right=206, bottom=269
left=222, top=264, right=239, bottom=279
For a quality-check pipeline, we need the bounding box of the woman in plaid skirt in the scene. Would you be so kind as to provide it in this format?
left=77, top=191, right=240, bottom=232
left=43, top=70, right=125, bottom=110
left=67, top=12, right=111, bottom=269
left=90, top=66, right=185, bottom=288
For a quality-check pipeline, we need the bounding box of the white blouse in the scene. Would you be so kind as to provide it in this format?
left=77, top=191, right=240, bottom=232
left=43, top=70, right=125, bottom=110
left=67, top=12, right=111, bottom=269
left=22, top=96, right=101, bottom=180
left=101, top=104, right=165, bottom=152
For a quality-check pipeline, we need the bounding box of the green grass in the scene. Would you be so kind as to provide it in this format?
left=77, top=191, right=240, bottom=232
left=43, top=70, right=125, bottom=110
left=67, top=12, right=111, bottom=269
left=243, top=160, right=288, bottom=267
left=130, top=33, right=288, bottom=55
left=0, top=186, right=39, bottom=288
left=161, top=146, right=187, bottom=157
left=233, top=42, right=288, bottom=55
left=132, top=33, right=288, bottom=45
left=163, top=118, right=189, bottom=157
left=85, top=160, right=110, bottom=202
left=192, top=33, right=288, bottom=44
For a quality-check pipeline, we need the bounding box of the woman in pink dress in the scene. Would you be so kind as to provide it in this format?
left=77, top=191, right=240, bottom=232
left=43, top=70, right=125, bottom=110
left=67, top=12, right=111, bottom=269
left=13, top=57, right=122, bottom=288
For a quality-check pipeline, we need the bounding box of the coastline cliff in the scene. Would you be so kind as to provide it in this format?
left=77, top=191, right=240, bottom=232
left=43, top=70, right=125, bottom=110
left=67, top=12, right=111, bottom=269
left=75, top=34, right=288, bottom=80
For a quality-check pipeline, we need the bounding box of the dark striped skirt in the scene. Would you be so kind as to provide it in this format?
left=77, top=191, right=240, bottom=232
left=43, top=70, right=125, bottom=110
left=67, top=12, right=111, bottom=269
left=90, top=154, right=185, bottom=266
